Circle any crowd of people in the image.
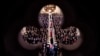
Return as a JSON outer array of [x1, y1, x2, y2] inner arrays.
[[22, 12, 80, 46], [22, 26, 40, 44], [21, 25, 80, 56], [39, 13, 49, 28], [22, 26, 48, 44], [39, 13, 63, 29], [22, 20, 79, 45], [55, 26, 79, 45], [52, 13, 63, 28]]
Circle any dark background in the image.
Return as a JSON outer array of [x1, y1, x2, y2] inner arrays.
[[2, 0, 98, 56]]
